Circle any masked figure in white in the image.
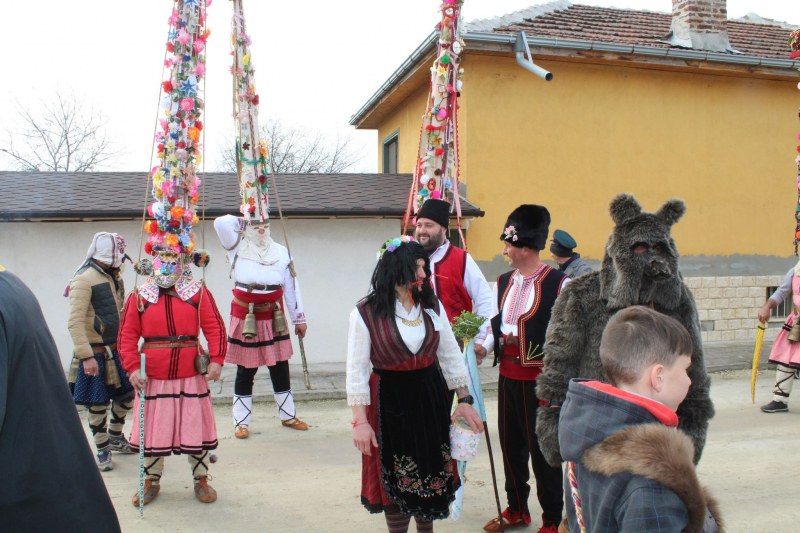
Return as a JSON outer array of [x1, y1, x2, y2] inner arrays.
[[214, 215, 309, 437]]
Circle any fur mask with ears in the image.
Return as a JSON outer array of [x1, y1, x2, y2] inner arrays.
[[600, 194, 686, 310]]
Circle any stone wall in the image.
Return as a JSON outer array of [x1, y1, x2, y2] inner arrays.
[[685, 275, 785, 342]]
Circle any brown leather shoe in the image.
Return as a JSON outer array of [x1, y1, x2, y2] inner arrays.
[[131, 479, 160, 507], [194, 476, 217, 503], [234, 425, 250, 439], [281, 417, 308, 431]]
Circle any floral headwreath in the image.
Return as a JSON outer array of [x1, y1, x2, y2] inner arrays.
[[377, 235, 416, 260]]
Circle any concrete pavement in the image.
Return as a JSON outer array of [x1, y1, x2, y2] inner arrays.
[[94, 364, 799, 532]]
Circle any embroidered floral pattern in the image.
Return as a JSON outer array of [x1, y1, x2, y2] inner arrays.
[[389, 444, 453, 498]]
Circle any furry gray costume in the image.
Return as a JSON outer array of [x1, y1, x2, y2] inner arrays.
[[537, 194, 714, 467]]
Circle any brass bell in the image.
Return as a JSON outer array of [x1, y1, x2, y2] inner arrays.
[[789, 322, 800, 343], [272, 301, 289, 336], [242, 303, 258, 339]]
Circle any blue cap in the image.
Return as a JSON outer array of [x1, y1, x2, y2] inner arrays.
[[552, 229, 577, 250]]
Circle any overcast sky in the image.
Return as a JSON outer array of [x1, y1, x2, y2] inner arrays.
[[0, 0, 797, 173]]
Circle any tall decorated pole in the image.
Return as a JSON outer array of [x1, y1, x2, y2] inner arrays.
[[230, 0, 270, 223], [402, 0, 466, 235], [229, 0, 312, 388], [140, 0, 210, 266], [135, 0, 211, 517], [753, 30, 800, 400]]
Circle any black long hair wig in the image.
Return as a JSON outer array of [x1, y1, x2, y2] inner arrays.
[[363, 240, 437, 318]]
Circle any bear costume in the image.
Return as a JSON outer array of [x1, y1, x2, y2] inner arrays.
[[536, 194, 714, 467]]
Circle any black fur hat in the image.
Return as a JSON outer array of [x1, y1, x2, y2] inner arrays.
[[500, 204, 550, 250], [416, 199, 450, 229]]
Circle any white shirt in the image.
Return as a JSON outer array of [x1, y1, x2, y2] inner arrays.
[[428, 240, 494, 344], [346, 300, 470, 406], [482, 265, 570, 353], [214, 215, 306, 324]]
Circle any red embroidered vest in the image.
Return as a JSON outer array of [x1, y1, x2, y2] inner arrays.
[[432, 244, 472, 322]]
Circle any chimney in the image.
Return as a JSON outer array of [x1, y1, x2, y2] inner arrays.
[[665, 0, 731, 52]]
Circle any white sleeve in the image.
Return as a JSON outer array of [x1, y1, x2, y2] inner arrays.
[[282, 261, 306, 324], [464, 253, 494, 344], [481, 282, 499, 354], [435, 303, 470, 390], [214, 215, 243, 253], [770, 269, 794, 305], [346, 308, 371, 406]]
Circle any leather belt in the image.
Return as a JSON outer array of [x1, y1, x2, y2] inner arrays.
[[232, 296, 275, 312], [235, 282, 281, 292], [91, 343, 117, 354], [143, 335, 198, 342], [141, 340, 199, 350]]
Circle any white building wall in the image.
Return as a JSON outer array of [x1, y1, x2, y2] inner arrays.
[[0, 218, 397, 369]]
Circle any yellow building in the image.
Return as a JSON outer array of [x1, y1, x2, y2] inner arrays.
[[352, 0, 800, 342]]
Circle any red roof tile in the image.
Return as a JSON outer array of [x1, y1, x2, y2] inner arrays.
[[491, 4, 794, 60]]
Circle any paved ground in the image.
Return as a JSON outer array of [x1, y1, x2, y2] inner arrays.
[[93, 365, 799, 532]]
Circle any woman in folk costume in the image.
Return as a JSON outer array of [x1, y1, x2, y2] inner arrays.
[[66, 232, 135, 472], [763, 259, 800, 412], [347, 236, 483, 532], [118, 249, 227, 506], [214, 215, 308, 436]]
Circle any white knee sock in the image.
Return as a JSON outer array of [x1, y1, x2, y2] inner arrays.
[[274, 390, 296, 421], [772, 364, 795, 404], [233, 394, 253, 426]]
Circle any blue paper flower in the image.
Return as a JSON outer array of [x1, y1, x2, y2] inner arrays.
[[180, 76, 198, 96]]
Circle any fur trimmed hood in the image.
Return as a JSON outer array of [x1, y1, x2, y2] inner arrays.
[[600, 194, 686, 310], [583, 425, 723, 533], [560, 380, 722, 533]]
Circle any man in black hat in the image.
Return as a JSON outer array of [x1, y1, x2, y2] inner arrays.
[[482, 205, 568, 533], [549, 229, 592, 279], [413, 198, 493, 359]]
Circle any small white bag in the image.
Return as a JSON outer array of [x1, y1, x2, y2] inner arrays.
[[450, 416, 481, 461]]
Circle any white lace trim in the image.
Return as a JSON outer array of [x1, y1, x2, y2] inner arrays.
[[445, 375, 470, 391], [347, 393, 371, 406]]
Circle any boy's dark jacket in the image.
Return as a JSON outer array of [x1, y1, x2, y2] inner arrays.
[[560, 380, 723, 533], [537, 194, 714, 466]]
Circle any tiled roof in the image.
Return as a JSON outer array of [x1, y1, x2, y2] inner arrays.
[[0, 172, 483, 220], [488, 3, 794, 59]]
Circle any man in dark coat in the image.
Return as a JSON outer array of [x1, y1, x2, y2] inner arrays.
[[0, 266, 121, 532]]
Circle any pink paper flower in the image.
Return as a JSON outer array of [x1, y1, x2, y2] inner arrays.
[[180, 98, 195, 112], [194, 62, 206, 78], [193, 40, 205, 53], [177, 29, 191, 45]]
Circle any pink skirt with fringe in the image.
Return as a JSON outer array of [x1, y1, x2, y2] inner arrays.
[[129, 375, 218, 456], [224, 315, 293, 368], [769, 312, 800, 368]]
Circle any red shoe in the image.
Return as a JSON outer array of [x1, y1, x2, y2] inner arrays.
[[537, 524, 559, 533], [483, 508, 532, 532]]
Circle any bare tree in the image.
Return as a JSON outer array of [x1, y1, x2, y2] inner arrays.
[[0, 92, 116, 172], [218, 120, 362, 173]]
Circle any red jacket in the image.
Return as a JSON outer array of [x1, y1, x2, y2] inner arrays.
[[118, 287, 227, 380]]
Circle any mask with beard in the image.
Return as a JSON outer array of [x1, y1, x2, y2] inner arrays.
[[152, 251, 182, 288], [245, 223, 271, 249]]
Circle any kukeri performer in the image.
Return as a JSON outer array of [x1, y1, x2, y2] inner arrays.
[[66, 232, 135, 472], [215, 214, 309, 437], [118, 249, 227, 506], [347, 236, 482, 532]]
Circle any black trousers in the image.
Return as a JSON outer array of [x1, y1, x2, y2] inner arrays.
[[234, 360, 291, 396], [497, 374, 563, 524]]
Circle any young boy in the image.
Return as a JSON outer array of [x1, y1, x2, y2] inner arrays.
[[558, 306, 722, 533]]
